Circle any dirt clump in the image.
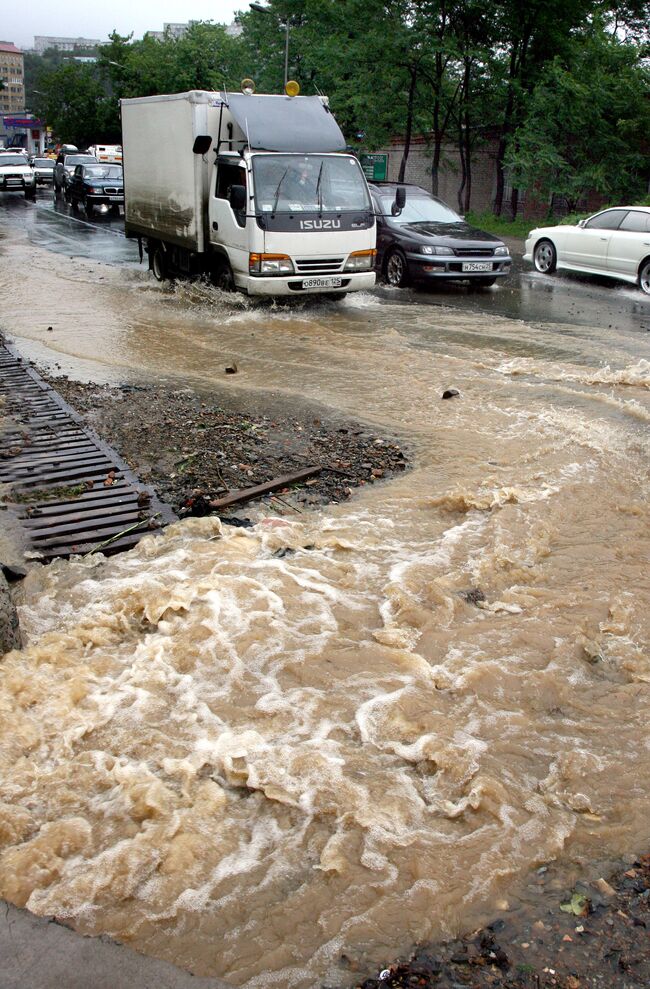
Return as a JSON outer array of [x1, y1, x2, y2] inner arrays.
[[44, 377, 409, 519]]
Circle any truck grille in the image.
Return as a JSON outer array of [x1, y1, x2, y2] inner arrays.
[[103, 187, 123, 196], [295, 258, 344, 274], [453, 247, 494, 257]]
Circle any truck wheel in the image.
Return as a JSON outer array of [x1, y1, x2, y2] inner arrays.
[[151, 245, 167, 282], [212, 261, 235, 292]]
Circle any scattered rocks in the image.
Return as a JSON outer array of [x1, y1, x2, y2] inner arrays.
[[225, 363, 238, 374], [346, 855, 650, 988], [41, 377, 410, 518], [441, 388, 460, 400]]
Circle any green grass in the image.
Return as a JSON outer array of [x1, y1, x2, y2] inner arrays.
[[465, 211, 538, 240], [468, 195, 650, 238]]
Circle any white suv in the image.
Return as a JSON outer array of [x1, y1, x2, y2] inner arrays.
[[0, 152, 37, 201]]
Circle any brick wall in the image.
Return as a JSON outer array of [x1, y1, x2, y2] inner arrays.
[[368, 136, 609, 219], [373, 135, 499, 213]]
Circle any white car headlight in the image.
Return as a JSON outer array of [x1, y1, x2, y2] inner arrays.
[[420, 245, 451, 256], [494, 245, 508, 256]]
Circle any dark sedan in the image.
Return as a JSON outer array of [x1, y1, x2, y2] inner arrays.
[[69, 163, 124, 217], [369, 182, 511, 288]]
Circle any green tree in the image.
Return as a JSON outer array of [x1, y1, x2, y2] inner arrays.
[[506, 25, 650, 210], [31, 62, 113, 146]]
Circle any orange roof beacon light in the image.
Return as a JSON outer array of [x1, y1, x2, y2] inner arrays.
[[241, 78, 256, 95], [285, 80, 300, 98]]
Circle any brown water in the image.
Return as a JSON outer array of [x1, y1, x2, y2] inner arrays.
[[1, 228, 650, 987]]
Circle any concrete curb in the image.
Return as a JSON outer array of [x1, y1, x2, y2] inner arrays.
[[0, 902, 234, 989]]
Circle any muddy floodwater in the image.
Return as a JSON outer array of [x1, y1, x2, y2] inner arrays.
[[0, 214, 649, 987]]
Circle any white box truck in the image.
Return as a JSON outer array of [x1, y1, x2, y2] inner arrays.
[[120, 89, 376, 297]]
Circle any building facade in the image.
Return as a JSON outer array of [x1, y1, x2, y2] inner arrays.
[[33, 36, 102, 53], [0, 42, 25, 116]]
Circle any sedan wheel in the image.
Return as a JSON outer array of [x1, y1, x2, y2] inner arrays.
[[533, 239, 557, 274], [639, 258, 650, 296], [386, 249, 409, 287]]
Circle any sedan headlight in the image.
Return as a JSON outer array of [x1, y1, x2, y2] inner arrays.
[[344, 249, 376, 271], [420, 245, 450, 256], [90, 187, 104, 194], [494, 245, 508, 256], [249, 253, 295, 275]]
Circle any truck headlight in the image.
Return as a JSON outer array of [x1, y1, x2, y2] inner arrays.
[[494, 245, 508, 256], [344, 249, 376, 271], [249, 253, 294, 275]]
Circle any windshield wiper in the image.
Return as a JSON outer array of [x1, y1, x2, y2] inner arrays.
[[272, 167, 289, 214], [315, 161, 324, 215]]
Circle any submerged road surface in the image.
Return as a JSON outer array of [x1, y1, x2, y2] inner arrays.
[[0, 191, 649, 987]]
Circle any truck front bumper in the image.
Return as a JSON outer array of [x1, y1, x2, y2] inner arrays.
[[239, 271, 376, 297]]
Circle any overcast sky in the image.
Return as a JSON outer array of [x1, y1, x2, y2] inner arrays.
[[3, 0, 245, 50]]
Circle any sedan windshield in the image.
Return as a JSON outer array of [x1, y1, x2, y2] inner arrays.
[[34, 158, 54, 168], [84, 165, 122, 179], [0, 155, 28, 166], [66, 155, 96, 166], [380, 194, 462, 224], [253, 154, 371, 213]]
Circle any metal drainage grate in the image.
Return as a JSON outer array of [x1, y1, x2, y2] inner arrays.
[[0, 341, 176, 560]]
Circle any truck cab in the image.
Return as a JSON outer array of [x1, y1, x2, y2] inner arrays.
[[210, 149, 375, 295]]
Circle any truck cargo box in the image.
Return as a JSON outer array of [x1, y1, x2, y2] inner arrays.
[[122, 91, 217, 251]]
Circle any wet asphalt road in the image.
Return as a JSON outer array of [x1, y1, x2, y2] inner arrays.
[[1, 188, 649, 335]]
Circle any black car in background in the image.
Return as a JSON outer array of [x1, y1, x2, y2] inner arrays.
[[69, 163, 124, 217], [53, 152, 98, 200], [369, 182, 511, 288]]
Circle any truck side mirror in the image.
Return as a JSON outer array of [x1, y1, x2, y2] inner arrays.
[[229, 184, 246, 212], [391, 186, 406, 216], [192, 135, 212, 155]]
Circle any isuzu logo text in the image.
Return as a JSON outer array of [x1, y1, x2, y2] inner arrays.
[[299, 219, 342, 230]]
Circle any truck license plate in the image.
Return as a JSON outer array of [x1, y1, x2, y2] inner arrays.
[[302, 277, 342, 289], [462, 262, 492, 272]]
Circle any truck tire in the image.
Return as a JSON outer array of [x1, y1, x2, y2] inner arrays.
[[151, 244, 167, 282], [212, 260, 235, 292]]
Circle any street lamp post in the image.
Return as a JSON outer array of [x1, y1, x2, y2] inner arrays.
[[249, 3, 290, 89]]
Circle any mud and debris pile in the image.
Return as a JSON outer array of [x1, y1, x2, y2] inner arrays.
[[44, 377, 409, 517], [345, 855, 650, 989]]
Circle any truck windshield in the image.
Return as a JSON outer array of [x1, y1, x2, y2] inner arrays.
[[253, 154, 371, 214]]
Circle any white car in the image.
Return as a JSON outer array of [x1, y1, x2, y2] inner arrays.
[[524, 206, 650, 296], [0, 152, 37, 200]]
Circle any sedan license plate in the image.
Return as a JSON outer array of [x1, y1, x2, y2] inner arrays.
[[302, 277, 342, 289], [462, 262, 493, 272], [109, 196, 123, 202]]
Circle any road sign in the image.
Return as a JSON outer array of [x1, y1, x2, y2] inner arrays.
[[360, 153, 388, 181]]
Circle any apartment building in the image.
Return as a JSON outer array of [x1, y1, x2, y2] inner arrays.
[[33, 36, 102, 53], [0, 42, 25, 115]]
